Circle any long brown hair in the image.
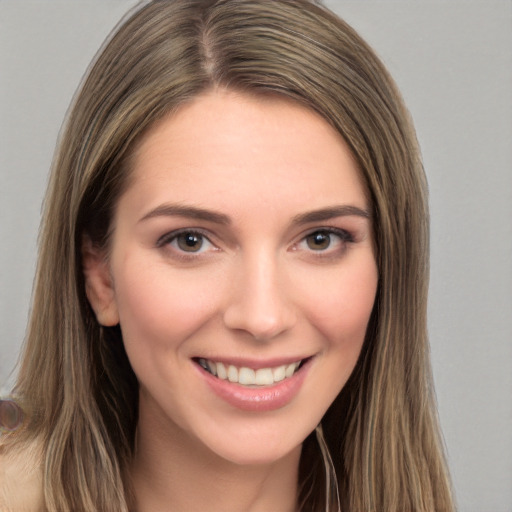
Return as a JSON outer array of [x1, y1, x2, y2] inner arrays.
[[10, 1, 454, 510]]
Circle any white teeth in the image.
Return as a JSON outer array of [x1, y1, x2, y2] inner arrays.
[[238, 367, 256, 385], [255, 368, 274, 386], [198, 358, 303, 386], [206, 360, 217, 376], [285, 363, 297, 378], [227, 365, 238, 383], [272, 365, 286, 382], [216, 362, 227, 380]]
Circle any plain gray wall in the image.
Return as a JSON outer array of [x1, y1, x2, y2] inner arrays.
[[1, 1, 511, 510]]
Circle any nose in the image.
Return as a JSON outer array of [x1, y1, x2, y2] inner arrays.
[[222, 250, 297, 341]]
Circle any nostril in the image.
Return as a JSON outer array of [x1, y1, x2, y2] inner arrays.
[[223, 296, 297, 341], [222, 261, 297, 340]]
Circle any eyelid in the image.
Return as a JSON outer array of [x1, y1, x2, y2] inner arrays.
[[157, 228, 207, 246], [292, 227, 355, 255], [156, 226, 356, 260], [301, 226, 354, 243], [156, 228, 218, 256]]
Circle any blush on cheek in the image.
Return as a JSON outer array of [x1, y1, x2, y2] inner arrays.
[[115, 267, 223, 349], [299, 266, 377, 346]]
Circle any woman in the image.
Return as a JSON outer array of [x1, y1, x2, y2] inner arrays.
[[0, 0, 455, 510]]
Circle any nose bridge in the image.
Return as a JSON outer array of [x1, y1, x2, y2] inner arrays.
[[223, 245, 296, 340]]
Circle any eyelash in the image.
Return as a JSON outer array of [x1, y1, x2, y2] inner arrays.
[[156, 229, 217, 260], [156, 227, 355, 261], [294, 228, 355, 258]]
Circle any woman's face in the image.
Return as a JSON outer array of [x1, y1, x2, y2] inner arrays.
[[85, 89, 378, 465]]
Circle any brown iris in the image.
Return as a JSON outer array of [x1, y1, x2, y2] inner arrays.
[[306, 231, 332, 250], [176, 232, 204, 252]]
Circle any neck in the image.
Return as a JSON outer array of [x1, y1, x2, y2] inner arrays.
[[130, 398, 301, 512]]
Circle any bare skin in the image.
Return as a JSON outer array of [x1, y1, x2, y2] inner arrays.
[[131, 393, 301, 512], [83, 89, 377, 511]]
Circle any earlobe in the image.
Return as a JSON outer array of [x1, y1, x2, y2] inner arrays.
[[81, 235, 120, 327]]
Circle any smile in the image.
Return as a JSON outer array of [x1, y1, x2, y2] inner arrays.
[[196, 358, 303, 387], [194, 356, 313, 412]]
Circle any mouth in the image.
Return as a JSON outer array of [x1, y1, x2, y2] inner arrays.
[[194, 357, 308, 387]]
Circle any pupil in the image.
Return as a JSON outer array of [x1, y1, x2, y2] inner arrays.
[[308, 231, 330, 250], [178, 233, 202, 252]]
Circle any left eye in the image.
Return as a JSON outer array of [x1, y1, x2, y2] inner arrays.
[[165, 231, 215, 253], [299, 229, 351, 252], [305, 231, 333, 250]]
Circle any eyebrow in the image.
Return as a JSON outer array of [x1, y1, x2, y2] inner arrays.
[[139, 204, 231, 225], [292, 205, 371, 224], [139, 203, 370, 226]]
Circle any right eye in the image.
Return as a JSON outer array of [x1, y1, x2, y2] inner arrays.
[[158, 230, 217, 255], [174, 232, 208, 252]]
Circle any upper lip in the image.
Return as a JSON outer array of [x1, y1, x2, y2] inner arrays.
[[192, 355, 312, 370]]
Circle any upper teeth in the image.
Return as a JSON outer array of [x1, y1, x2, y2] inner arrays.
[[198, 358, 301, 386]]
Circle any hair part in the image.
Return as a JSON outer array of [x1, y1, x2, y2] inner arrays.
[[11, 1, 454, 510]]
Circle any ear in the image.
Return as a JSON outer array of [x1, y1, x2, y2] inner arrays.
[[81, 235, 120, 327]]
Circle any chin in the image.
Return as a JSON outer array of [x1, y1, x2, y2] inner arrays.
[[207, 436, 304, 468], [187, 413, 314, 468]]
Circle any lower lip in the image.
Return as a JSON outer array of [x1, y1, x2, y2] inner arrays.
[[196, 359, 312, 412]]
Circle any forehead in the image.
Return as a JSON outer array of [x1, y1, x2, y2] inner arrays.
[[120, 89, 368, 220]]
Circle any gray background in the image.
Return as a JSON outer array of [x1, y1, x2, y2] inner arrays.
[[1, 1, 511, 510]]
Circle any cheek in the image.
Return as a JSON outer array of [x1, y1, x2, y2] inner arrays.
[[304, 257, 377, 410], [300, 256, 378, 347], [112, 260, 222, 350]]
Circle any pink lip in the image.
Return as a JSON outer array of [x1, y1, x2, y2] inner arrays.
[[195, 357, 312, 412]]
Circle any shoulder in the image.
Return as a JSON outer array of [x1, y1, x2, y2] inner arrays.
[[0, 434, 44, 512]]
